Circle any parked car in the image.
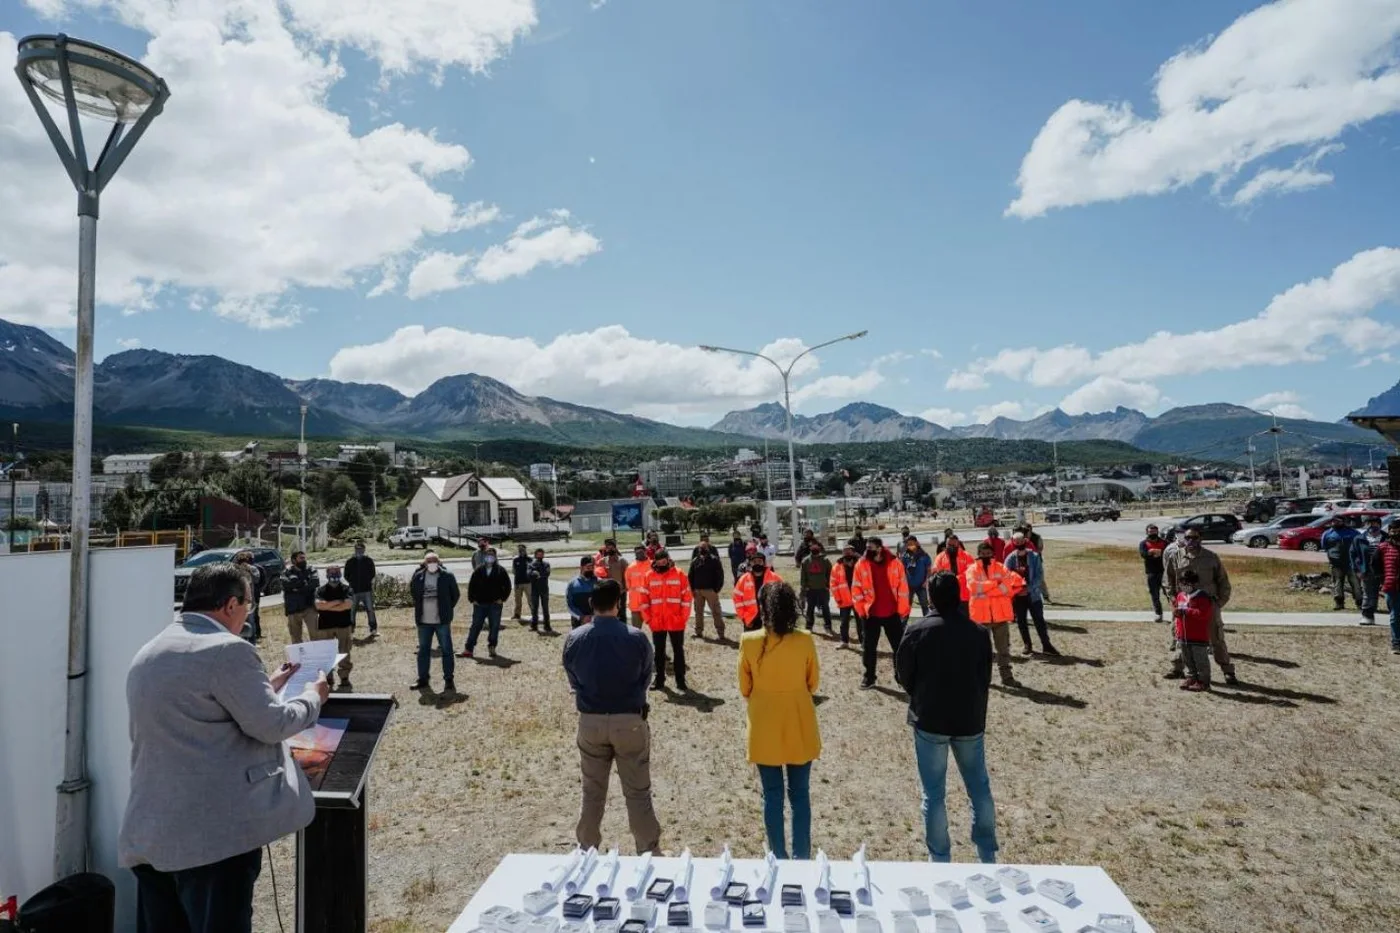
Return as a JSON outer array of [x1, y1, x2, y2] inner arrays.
[[1230, 512, 1317, 548], [1240, 495, 1283, 523], [1350, 499, 1400, 511], [1085, 505, 1121, 521], [1311, 499, 1360, 515], [173, 546, 285, 603], [1277, 510, 1392, 551], [1274, 497, 1325, 515], [1044, 507, 1086, 524], [1169, 513, 1244, 543], [388, 526, 429, 549]]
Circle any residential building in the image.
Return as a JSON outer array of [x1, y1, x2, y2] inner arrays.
[[637, 457, 695, 497], [0, 479, 125, 528], [529, 463, 557, 482], [405, 474, 538, 535], [101, 453, 160, 476], [570, 497, 658, 535]]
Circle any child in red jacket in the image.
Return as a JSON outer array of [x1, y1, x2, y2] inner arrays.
[[1173, 568, 1213, 691]]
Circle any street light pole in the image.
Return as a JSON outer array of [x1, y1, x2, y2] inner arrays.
[[299, 404, 308, 550], [16, 33, 168, 878], [700, 331, 868, 552], [8, 423, 17, 552]]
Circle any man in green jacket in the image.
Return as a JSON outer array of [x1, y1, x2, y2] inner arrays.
[[1163, 529, 1238, 685], [800, 542, 834, 633]]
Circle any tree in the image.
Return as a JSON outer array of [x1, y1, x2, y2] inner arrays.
[[199, 454, 230, 480], [224, 460, 278, 516], [101, 488, 147, 531], [149, 452, 185, 486], [4, 515, 37, 532], [328, 498, 366, 536]]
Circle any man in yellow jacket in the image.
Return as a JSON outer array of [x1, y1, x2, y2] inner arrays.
[[851, 536, 911, 690], [966, 540, 1024, 686], [734, 551, 782, 630]]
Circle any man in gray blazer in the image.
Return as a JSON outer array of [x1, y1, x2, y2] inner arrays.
[[119, 562, 331, 933]]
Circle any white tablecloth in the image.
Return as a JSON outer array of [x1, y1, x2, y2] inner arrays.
[[448, 854, 1155, 933]]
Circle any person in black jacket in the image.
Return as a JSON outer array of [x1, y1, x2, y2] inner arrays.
[[895, 571, 998, 864], [461, 547, 512, 659], [232, 550, 263, 642], [688, 539, 727, 640], [511, 544, 532, 622], [528, 548, 553, 633], [410, 552, 460, 691], [728, 531, 748, 585], [343, 540, 378, 635], [279, 551, 321, 644]]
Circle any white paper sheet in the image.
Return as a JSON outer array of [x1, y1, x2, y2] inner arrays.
[[543, 847, 584, 893], [277, 641, 345, 701], [757, 852, 779, 902], [596, 848, 620, 896], [853, 844, 871, 904], [566, 848, 599, 894], [709, 845, 734, 899]]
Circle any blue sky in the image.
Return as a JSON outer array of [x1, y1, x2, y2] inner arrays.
[[2, 0, 1399, 426]]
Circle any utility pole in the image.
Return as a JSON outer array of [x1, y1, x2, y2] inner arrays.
[[8, 423, 16, 552], [1052, 441, 1061, 505], [298, 404, 308, 550], [1247, 441, 1256, 492], [1270, 412, 1285, 495]]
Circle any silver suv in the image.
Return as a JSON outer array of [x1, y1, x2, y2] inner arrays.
[[388, 526, 429, 549]]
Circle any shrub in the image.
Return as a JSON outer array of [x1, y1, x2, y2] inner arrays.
[[372, 572, 415, 608]]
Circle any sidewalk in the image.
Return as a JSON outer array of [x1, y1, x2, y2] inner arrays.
[[544, 579, 1364, 629]]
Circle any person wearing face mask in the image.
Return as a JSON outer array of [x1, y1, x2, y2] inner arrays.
[[512, 544, 533, 622], [982, 526, 1007, 563], [528, 548, 554, 633], [410, 552, 460, 692], [932, 535, 973, 604], [830, 542, 862, 646], [279, 550, 321, 644], [799, 541, 834, 634], [691, 531, 715, 561], [640, 549, 694, 691], [343, 539, 378, 636], [1377, 523, 1400, 654], [1163, 530, 1237, 685], [1351, 515, 1386, 626], [1139, 524, 1168, 622], [232, 550, 263, 642], [688, 538, 727, 640], [472, 538, 492, 570], [567, 556, 600, 629], [1321, 517, 1363, 612], [734, 553, 783, 631], [462, 547, 512, 659], [851, 537, 911, 689], [965, 541, 1024, 686], [595, 538, 631, 611], [625, 545, 651, 628], [795, 528, 818, 568], [313, 564, 355, 690], [728, 531, 749, 585], [901, 536, 933, 617], [1003, 534, 1058, 657]]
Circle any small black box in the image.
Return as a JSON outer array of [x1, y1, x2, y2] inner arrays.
[[593, 898, 620, 921], [723, 882, 749, 905], [647, 878, 675, 902], [563, 895, 594, 919], [781, 885, 803, 907], [667, 903, 692, 927], [829, 891, 854, 917], [741, 900, 765, 927]]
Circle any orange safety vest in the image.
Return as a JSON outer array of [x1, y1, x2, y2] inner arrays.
[[641, 566, 692, 632], [965, 559, 1023, 624], [851, 553, 911, 618], [933, 550, 974, 601], [830, 561, 856, 609], [733, 569, 782, 626], [624, 559, 651, 611]]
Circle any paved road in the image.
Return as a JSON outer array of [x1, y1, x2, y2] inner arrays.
[[1029, 515, 1328, 565]]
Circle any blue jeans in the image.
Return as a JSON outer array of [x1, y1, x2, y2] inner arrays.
[[913, 728, 998, 863], [757, 762, 812, 859], [351, 590, 377, 631], [1390, 592, 1400, 648], [467, 602, 503, 651], [417, 621, 455, 682]]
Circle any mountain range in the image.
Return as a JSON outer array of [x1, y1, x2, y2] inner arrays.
[[0, 316, 1390, 460]]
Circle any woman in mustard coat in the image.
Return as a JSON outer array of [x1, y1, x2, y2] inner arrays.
[[738, 582, 821, 859]]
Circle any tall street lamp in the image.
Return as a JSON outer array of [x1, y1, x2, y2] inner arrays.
[[16, 33, 169, 878], [701, 331, 868, 550]]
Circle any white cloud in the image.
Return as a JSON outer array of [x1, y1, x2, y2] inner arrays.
[[945, 370, 989, 391], [2, 1, 592, 329], [403, 213, 602, 297], [946, 246, 1400, 391], [1007, 0, 1400, 217], [916, 406, 968, 426], [115, 337, 141, 349], [329, 325, 874, 423], [1060, 377, 1162, 415], [1248, 390, 1316, 420], [973, 401, 1027, 423], [1231, 144, 1345, 205], [871, 351, 912, 367], [919, 348, 944, 360]]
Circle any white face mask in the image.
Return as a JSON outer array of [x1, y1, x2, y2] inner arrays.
[[485, 555, 496, 565], [426, 563, 440, 573]]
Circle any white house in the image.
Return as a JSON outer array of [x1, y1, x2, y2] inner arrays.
[[101, 453, 160, 476], [405, 474, 538, 534]]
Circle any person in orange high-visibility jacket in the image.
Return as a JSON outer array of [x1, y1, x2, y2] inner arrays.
[[640, 549, 693, 691], [932, 536, 974, 602], [966, 540, 1024, 686], [850, 537, 911, 689], [829, 543, 862, 646], [624, 545, 651, 628], [734, 552, 783, 631]]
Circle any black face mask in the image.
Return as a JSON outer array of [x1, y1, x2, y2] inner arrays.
[[752, 567, 766, 577], [654, 562, 671, 572]]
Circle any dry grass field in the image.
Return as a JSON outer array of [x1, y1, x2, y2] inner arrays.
[[248, 598, 1400, 933]]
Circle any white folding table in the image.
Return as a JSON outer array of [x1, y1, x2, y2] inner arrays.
[[448, 853, 1156, 933]]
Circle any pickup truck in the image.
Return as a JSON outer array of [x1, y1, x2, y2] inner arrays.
[[388, 526, 429, 549]]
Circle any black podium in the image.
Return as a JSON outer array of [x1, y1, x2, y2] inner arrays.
[[295, 694, 395, 933]]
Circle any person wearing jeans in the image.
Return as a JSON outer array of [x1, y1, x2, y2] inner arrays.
[[896, 571, 998, 863], [463, 548, 512, 659], [1003, 535, 1059, 656], [410, 553, 460, 692], [739, 582, 820, 860], [343, 541, 378, 634], [851, 538, 911, 689], [1139, 525, 1167, 622], [1379, 524, 1400, 653]]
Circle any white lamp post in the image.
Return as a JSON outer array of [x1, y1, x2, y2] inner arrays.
[[701, 331, 868, 551], [16, 33, 169, 878]]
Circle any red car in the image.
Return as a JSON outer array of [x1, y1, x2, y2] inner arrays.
[[1277, 510, 1392, 551]]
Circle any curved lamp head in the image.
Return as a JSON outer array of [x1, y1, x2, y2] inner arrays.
[[17, 34, 163, 125]]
